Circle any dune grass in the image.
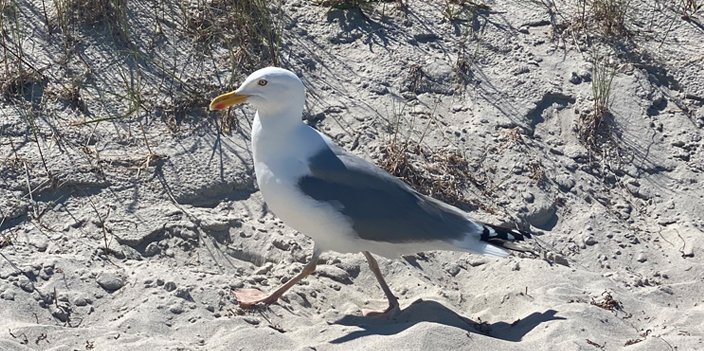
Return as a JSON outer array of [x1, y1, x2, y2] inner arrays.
[[577, 54, 617, 148]]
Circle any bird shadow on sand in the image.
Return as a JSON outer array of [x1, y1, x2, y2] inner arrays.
[[329, 299, 564, 344]]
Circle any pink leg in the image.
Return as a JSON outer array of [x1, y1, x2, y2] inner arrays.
[[234, 246, 321, 307], [361, 251, 400, 319]]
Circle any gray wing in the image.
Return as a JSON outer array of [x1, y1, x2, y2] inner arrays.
[[297, 143, 475, 243]]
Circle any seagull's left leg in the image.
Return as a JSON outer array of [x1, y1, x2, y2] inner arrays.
[[361, 251, 400, 319], [234, 245, 321, 307]]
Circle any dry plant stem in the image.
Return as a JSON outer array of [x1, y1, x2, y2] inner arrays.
[[100, 208, 111, 255], [31, 127, 51, 179], [0, 1, 7, 75], [9, 137, 21, 165], [40, 0, 51, 34], [88, 200, 111, 255], [673, 228, 689, 257], [658, 16, 677, 49], [138, 118, 153, 155], [33, 199, 56, 225], [0, 41, 46, 80], [23, 163, 35, 217]]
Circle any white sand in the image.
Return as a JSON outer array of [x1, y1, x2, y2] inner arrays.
[[1, 0, 703, 350]]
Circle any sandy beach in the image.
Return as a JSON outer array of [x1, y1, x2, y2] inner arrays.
[[1, 0, 703, 349]]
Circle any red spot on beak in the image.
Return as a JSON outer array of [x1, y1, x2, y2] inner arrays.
[[215, 103, 225, 110]]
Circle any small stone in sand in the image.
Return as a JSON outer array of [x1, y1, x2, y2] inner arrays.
[[164, 281, 177, 292], [169, 303, 184, 314], [144, 242, 161, 257], [51, 305, 69, 322], [74, 296, 89, 306], [0, 290, 15, 301], [18, 276, 34, 292], [97, 273, 124, 291]]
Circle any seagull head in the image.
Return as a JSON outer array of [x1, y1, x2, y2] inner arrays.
[[209, 67, 306, 119]]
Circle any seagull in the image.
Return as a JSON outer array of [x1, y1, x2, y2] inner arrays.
[[210, 67, 532, 318]]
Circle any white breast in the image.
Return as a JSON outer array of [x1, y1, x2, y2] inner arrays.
[[251, 117, 360, 253]]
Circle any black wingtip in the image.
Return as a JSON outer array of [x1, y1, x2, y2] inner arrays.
[[480, 223, 533, 253]]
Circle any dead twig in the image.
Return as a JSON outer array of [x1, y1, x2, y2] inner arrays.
[[673, 228, 691, 257], [586, 339, 605, 349]]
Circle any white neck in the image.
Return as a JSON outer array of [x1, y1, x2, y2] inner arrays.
[[251, 110, 326, 169], [257, 108, 304, 132], [252, 112, 302, 164]]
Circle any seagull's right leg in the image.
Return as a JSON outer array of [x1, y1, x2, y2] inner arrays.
[[234, 244, 321, 307], [361, 251, 400, 319]]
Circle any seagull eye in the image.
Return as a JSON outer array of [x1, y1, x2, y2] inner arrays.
[[258, 79, 268, 86]]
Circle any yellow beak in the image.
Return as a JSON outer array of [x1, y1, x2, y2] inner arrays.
[[209, 91, 252, 111]]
